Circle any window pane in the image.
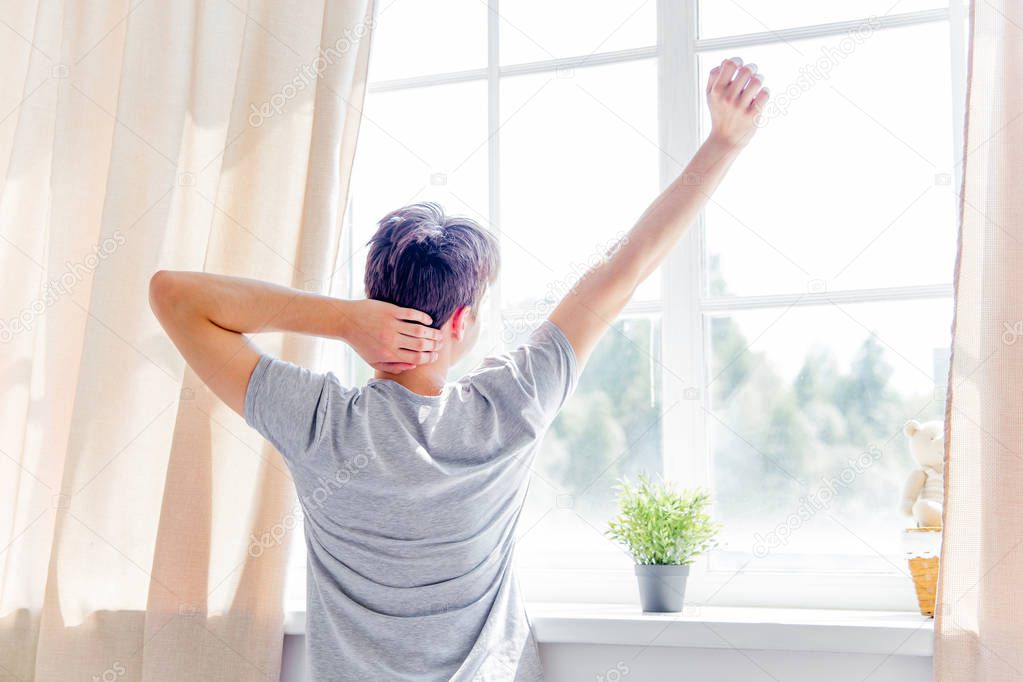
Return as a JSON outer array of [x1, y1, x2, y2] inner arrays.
[[499, 0, 655, 65], [369, 0, 487, 81], [514, 316, 663, 571], [700, 22, 957, 297], [346, 81, 489, 292], [707, 298, 951, 572], [698, 1, 948, 39], [500, 60, 660, 310]]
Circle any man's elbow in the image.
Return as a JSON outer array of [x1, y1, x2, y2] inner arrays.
[[149, 270, 189, 319]]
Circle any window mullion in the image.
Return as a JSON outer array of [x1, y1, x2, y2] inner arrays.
[[699, 283, 955, 312], [693, 7, 949, 52], [657, 0, 706, 493], [487, 0, 504, 328]]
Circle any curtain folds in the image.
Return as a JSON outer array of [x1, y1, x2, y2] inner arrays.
[[936, 0, 1023, 680], [0, 1, 374, 679]]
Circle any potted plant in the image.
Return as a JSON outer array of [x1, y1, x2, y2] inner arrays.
[[607, 474, 722, 613]]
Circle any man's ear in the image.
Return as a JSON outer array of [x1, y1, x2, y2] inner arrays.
[[450, 306, 471, 341]]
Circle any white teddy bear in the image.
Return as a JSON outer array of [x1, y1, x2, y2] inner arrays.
[[900, 419, 944, 528]]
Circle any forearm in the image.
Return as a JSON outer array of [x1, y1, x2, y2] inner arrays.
[[150, 271, 349, 339], [597, 134, 741, 305], [550, 135, 742, 363]]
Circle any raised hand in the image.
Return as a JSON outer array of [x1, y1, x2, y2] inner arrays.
[[706, 57, 770, 148]]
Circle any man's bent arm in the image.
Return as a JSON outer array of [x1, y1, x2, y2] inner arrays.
[[550, 58, 769, 366], [149, 271, 441, 416]]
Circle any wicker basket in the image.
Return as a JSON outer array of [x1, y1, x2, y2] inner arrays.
[[904, 526, 941, 617]]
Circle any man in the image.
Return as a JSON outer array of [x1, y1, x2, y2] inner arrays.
[[150, 58, 767, 681]]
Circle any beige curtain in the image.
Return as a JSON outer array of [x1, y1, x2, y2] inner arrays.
[[936, 0, 1023, 679], [0, 1, 373, 679]]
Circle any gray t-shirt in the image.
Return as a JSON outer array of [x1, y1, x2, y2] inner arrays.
[[244, 320, 577, 681]]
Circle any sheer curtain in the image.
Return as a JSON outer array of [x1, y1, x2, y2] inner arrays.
[[936, 0, 1023, 679], [0, 1, 373, 679]]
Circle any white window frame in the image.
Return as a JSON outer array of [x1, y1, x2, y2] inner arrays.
[[337, 0, 968, 611]]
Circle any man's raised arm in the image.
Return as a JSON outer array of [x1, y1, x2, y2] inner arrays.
[[550, 58, 769, 366], [149, 271, 441, 415]]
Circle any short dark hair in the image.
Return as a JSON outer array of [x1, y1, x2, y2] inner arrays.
[[364, 202, 499, 329]]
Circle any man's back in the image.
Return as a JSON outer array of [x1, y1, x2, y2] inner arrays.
[[244, 321, 577, 681]]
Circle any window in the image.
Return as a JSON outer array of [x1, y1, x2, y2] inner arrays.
[[289, 0, 967, 611]]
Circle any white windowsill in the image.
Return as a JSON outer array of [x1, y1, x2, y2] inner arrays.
[[283, 603, 934, 657]]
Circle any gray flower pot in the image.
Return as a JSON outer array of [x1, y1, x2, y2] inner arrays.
[[634, 564, 690, 613]]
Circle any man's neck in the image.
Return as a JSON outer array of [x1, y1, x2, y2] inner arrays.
[[374, 365, 449, 396]]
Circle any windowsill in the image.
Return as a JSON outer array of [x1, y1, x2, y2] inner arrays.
[[283, 603, 934, 657]]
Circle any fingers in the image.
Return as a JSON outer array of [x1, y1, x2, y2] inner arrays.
[[397, 320, 443, 341], [710, 56, 767, 110], [398, 307, 433, 326], [750, 87, 771, 113], [391, 319, 444, 366], [727, 63, 757, 99], [739, 72, 764, 110], [396, 332, 441, 352], [713, 57, 741, 93], [706, 66, 721, 95], [395, 348, 439, 365], [372, 362, 416, 374]]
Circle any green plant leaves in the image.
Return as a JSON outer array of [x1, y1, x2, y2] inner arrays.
[[606, 473, 722, 565]]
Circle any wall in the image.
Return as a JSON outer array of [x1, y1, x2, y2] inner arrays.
[[280, 635, 932, 681]]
